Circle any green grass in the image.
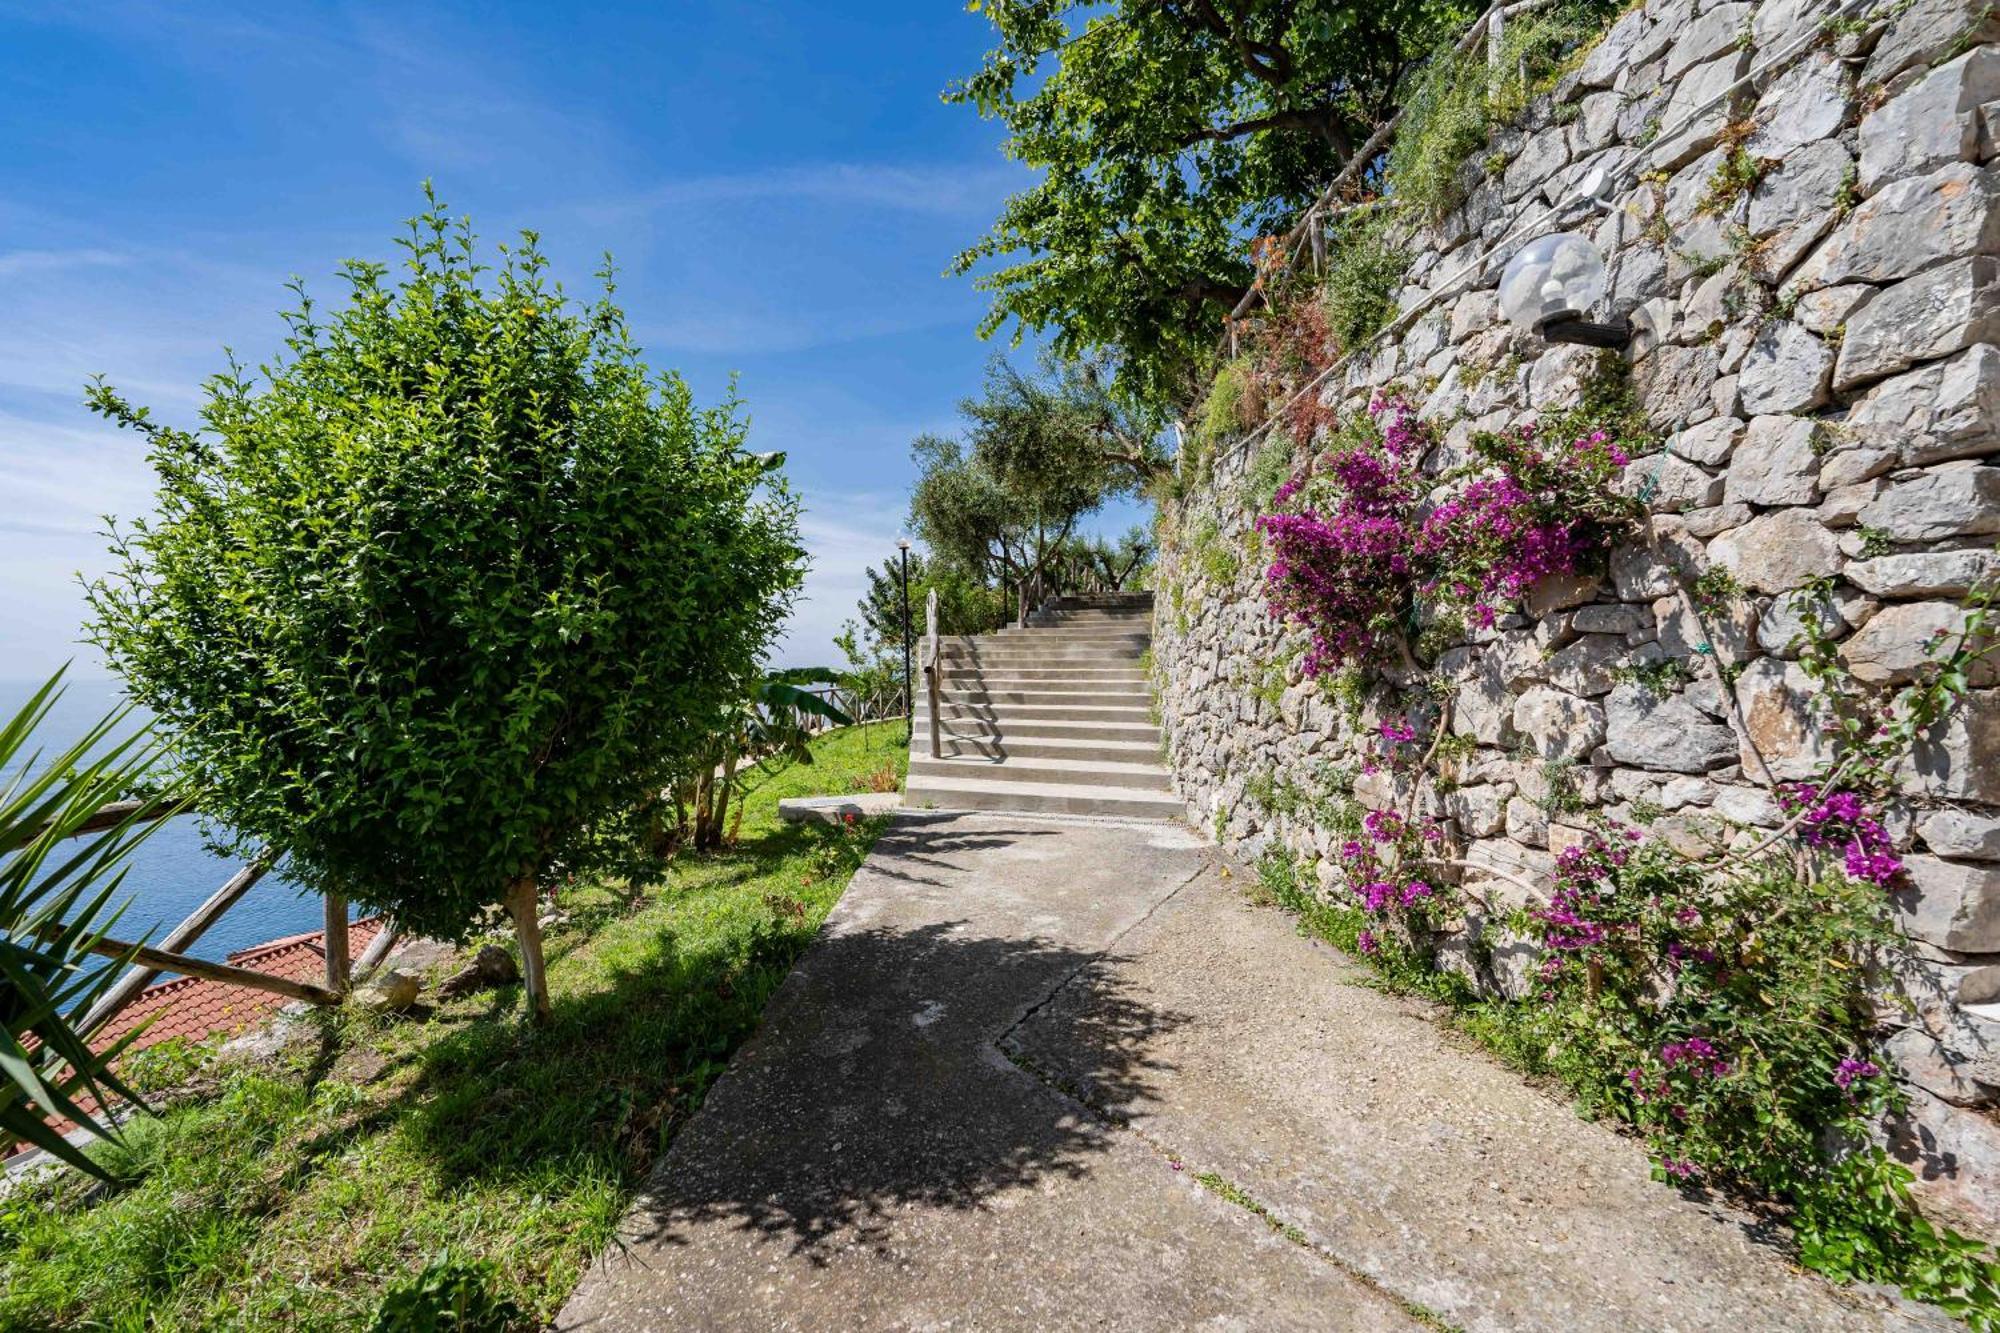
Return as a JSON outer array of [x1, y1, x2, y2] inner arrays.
[[0, 724, 910, 1331]]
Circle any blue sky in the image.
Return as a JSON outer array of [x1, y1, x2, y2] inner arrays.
[[0, 0, 1143, 680]]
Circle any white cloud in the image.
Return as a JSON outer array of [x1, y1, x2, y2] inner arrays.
[[588, 160, 1023, 225], [0, 248, 130, 279], [771, 491, 912, 670]]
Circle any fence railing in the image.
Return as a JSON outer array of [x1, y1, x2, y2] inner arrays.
[[922, 587, 943, 760], [35, 802, 395, 1037]]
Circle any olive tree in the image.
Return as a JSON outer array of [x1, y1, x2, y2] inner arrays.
[[85, 197, 804, 1024]]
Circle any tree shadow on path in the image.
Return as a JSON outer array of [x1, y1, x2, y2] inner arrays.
[[606, 917, 1190, 1265]]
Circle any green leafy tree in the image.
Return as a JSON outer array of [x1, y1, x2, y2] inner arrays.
[[948, 0, 1473, 408], [908, 358, 1136, 617], [1, 671, 180, 1177], [85, 196, 805, 1024]]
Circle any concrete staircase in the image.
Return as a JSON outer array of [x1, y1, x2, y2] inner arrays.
[[905, 592, 1181, 820]]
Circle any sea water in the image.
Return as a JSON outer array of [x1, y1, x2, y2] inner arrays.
[[4, 677, 332, 968]]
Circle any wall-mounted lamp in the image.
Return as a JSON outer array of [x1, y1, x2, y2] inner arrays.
[[1497, 230, 1631, 348]]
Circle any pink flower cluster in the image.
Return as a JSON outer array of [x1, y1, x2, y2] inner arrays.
[[1335, 805, 1447, 940], [1258, 403, 1637, 672], [1776, 783, 1904, 886]]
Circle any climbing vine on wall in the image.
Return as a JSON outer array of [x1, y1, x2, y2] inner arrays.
[[1255, 392, 1645, 675], [1256, 577, 2000, 1325]]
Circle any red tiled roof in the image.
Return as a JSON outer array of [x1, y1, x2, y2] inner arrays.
[[6, 918, 385, 1161], [93, 917, 384, 1052]]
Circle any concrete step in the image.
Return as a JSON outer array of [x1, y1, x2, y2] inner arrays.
[[940, 647, 1146, 665], [921, 702, 1154, 723], [911, 733, 1162, 762], [1023, 610, 1153, 622], [1040, 593, 1153, 608], [902, 773, 1183, 820], [982, 629, 1152, 642], [917, 716, 1161, 745], [909, 754, 1172, 791], [939, 687, 1150, 707], [939, 670, 1148, 686]]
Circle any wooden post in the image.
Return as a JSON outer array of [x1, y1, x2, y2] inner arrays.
[[78, 852, 275, 1037], [73, 932, 341, 1007], [323, 893, 350, 993]]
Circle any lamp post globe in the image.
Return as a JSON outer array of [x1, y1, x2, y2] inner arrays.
[[1497, 232, 1627, 348]]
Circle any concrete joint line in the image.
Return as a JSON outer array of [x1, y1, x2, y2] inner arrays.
[[989, 859, 1461, 1333]]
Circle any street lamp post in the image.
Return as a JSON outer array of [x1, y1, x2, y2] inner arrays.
[[896, 539, 913, 743]]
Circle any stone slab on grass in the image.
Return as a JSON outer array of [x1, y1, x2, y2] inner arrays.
[[774, 791, 902, 825]]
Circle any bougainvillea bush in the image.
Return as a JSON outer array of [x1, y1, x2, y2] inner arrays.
[[1255, 393, 1643, 675]]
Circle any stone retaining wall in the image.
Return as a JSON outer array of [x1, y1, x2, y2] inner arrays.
[[1154, 0, 2000, 1231]]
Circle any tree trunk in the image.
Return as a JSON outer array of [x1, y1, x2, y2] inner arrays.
[[504, 873, 553, 1026]]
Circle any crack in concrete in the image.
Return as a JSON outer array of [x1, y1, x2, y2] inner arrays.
[[990, 856, 1463, 1333]]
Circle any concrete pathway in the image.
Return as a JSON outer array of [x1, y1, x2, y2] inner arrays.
[[559, 813, 1945, 1332]]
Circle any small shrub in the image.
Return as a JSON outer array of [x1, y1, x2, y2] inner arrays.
[[372, 1252, 523, 1332], [1322, 216, 1409, 354]]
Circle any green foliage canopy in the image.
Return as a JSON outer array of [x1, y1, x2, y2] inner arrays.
[[948, 0, 1474, 409], [85, 199, 805, 944], [906, 358, 1128, 598]]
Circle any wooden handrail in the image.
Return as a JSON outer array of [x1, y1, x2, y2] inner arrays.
[[76, 851, 276, 1037], [922, 587, 943, 760], [74, 929, 341, 1008]]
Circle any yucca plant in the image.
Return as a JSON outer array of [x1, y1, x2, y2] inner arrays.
[[1, 669, 181, 1178]]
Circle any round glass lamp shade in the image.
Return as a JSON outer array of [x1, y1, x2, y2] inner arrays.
[[1497, 232, 1608, 332]]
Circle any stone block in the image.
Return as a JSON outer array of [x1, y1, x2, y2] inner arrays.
[[1448, 784, 1509, 838], [1903, 688, 2000, 804], [1920, 808, 2000, 861], [1506, 796, 1551, 848], [1838, 257, 2000, 390], [1840, 600, 1998, 687], [1863, 0, 2000, 88], [1883, 1086, 2000, 1237], [1513, 685, 1609, 763], [1749, 140, 1853, 280], [1884, 1027, 1995, 1108], [1846, 549, 2000, 598], [1620, 453, 1723, 512], [1794, 283, 1876, 334], [1523, 573, 1601, 615], [1853, 463, 2000, 541], [1724, 414, 1822, 505], [1735, 656, 1836, 781], [1668, 416, 1742, 466], [1654, 49, 1753, 168], [1845, 344, 2000, 466], [1859, 47, 2000, 196], [1665, 2, 1751, 80], [1604, 682, 1738, 772], [1737, 323, 1834, 417], [1634, 341, 1723, 430], [1683, 502, 1752, 538], [1705, 508, 1841, 594], [1798, 164, 2000, 290], [1895, 855, 2000, 951]]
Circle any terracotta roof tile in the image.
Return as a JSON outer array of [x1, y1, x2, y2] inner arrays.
[[6, 918, 386, 1160]]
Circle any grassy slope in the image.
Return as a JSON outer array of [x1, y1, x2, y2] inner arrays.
[[0, 723, 910, 1331]]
